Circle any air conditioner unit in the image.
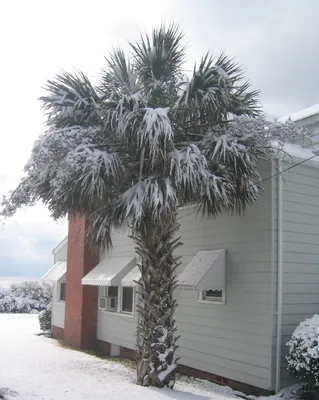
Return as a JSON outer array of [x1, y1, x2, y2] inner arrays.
[[99, 297, 107, 309], [106, 297, 118, 311]]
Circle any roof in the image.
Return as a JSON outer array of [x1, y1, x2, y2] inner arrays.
[[122, 266, 141, 287], [178, 249, 226, 290], [279, 104, 319, 123], [273, 142, 319, 168], [41, 261, 67, 282], [52, 236, 68, 255], [82, 257, 136, 286]]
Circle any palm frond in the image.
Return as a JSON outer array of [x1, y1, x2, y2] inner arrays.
[[113, 104, 175, 168], [176, 52, 259, 126], [111, 177, 178, 233], [231, 177, 259, 215], [50, 147, 124, 216], [100, 48, 140, 100], [86, 205, 114, 250], [40, 70, 102, 128], [130, 24, 186, 105], [198, 172, 233, 216], [169, 144, 207, 203]]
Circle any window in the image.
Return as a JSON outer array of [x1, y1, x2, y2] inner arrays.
[[199, 289, 225, 304], [99, 286, 134, 315], [122, 287, 133, 313], [106, 286, 118, 312], [59, 282, 66, 302]]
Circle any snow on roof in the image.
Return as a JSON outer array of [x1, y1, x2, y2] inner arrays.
[[82, 257, 136, 286], [41, 261, 66, 282], [52, 236, 68, 255], [178, 249, 226, 290], [273, 142, 319, 168], [279, 104, 319, 123]]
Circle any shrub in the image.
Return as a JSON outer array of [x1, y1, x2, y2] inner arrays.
[[0, 281, 52, 313], [0, 287, 14, 313], [39, 308, 52, 332], [286, 314, 319, 392]]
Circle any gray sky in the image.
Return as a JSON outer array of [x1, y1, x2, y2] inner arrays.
[[0, 0, 318, 277]]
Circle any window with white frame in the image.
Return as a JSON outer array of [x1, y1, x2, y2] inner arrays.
[[199, 288, 225, 304], [100, 286, 118, 312], [59, 282, 66, 302], [122, 287, 133, 313], [99, 286, 134, 315]]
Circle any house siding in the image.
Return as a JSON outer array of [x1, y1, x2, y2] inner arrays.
[[174, 165, 274, 390], [94, 167, 275, 389], [52, 239, 67, 329], [53, 241, 68, 263], [279, 163, 319, 388], [51, 280, 65, 329], [96, 232, 137, 350]]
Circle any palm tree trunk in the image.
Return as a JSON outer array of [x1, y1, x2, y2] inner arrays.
[[134, 212, 182, 388]]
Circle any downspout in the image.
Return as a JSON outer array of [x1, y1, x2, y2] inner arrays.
[[275, 159, 283, 393]]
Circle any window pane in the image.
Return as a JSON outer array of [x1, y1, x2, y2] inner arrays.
[[108, 286, 118, 297], [99, 297, 107, 309], [202, 289, 223, 302], [205, 289, 222, 298], [122, 287, 133, 312], [60, 283, 66, 302]]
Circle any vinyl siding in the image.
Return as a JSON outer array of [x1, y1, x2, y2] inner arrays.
[[52, 240, 67, 328], [174, 165, 274, 390], [96, 232, 137, 350], [51, 280, 65, 328], [53, 241, 68, 263], [279, 163, 319, 388]]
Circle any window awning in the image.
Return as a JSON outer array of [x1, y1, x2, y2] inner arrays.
[[41, 261, 67, 282], [82, 257, 136, 286], [177, 249, 226, 290], [122, 266, 141, 287]]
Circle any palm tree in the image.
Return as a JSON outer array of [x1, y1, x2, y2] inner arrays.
[[0, 25, 304, 388]]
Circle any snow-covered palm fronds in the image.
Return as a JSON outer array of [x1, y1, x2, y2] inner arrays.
[[50, 147, 124, 217], [40, 70, 102, 128], [112, 177, 177, 232], [100, 49, 140, 100], [169, 144, 212, 204], [176, 53, 259, 126], [130, 24, 186, 105]]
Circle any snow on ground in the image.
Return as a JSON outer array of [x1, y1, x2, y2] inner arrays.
[[0, 314, 252, 400]]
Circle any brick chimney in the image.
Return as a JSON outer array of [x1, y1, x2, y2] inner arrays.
[[64, 214, 99, 350]]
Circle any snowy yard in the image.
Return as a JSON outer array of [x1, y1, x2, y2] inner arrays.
[[0, 314, 293, 400]]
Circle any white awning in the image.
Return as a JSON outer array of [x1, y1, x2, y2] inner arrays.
[[82, 257, 136, 286], [122, 266, 141, 287], [41, 261, 67, 282], [177, 249, 226, 290]]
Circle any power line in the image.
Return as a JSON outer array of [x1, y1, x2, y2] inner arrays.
[[177, 152, 319, 221], [258, 153, 319, 184]]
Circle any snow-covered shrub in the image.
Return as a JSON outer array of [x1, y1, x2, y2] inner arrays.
[[39, 308, 52, 332], [0, 281, 52, 313], [286, 314, 319, 391], [0, 287, 14, 313]]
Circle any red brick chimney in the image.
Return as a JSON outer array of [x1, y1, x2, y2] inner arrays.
[[64, 214, 99, 350]]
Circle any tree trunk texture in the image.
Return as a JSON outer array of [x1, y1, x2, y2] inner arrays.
[[134, 213, 182, 388]]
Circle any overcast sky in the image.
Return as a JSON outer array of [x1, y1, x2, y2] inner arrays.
[[0, 0, 318, 278]]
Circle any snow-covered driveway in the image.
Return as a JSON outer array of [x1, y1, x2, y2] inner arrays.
[[0, 314, 244, 400]]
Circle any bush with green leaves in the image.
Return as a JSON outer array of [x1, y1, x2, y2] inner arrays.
[[286, 314, 319, 392], [38, 308, 52, 332]]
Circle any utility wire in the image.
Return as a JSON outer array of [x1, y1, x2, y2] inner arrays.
[[177, 152, 319, 221], [258, 152, 319, 184]]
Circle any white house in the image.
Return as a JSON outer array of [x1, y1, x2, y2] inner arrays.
[[42, 104, 319, 394]]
